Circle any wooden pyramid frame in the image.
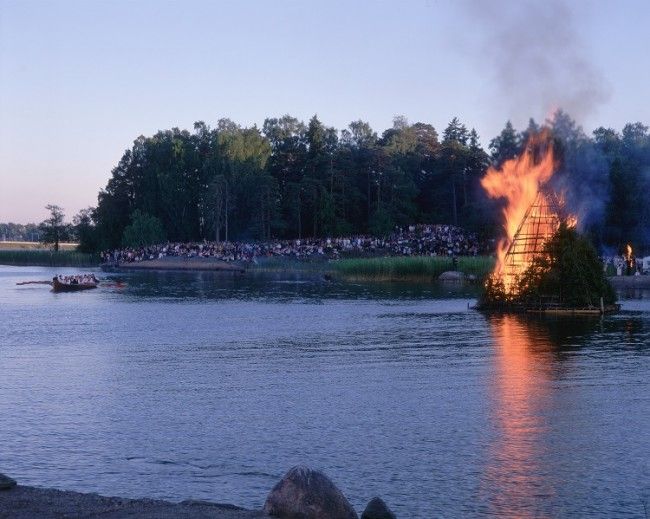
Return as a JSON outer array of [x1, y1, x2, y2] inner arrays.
[[500, 191, 565, 293]]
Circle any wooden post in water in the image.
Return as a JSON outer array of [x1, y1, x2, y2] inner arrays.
[[600, 296, 605, 314]]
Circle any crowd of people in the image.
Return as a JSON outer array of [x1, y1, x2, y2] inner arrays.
[[102, 224, 486, 265], [603, 254, 649, 276], [54, 274, 98, 286]]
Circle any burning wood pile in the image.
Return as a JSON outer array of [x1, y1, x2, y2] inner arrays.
[[478, 130, 617, 313], [623, 243, 636, 274]]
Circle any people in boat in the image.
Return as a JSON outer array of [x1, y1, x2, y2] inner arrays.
[[54, 274, 98, 286]]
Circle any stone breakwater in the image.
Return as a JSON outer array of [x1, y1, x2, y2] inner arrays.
[[0, 467, 397, 519]]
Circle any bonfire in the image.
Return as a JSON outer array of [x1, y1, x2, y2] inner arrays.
[[478, 130, 617, 313], [624, 243, 635, 274]]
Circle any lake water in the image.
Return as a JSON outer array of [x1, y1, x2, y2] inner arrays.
[[1, 265, 649, 517]]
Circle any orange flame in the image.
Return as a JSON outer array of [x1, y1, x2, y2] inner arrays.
[[624, 244, 634, 269], [481, 315, 555, 515], [481, 130, 559, 294]]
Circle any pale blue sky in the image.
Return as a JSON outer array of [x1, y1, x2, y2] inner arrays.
[[1, 0, 649, 223]]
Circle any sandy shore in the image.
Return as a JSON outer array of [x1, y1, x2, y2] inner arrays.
[[0, 485, 266, 518], [102, 257, 246, 273]]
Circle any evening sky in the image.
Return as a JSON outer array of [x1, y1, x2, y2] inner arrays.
[[1, 0, 648, 222]]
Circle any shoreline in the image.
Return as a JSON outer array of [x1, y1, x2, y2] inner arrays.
[[101, 257, 246, 272], [0, 484, 265, 518], [608, 275, 650, 289]]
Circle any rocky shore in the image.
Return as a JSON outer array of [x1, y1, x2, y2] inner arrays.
[[0, 484, 264, 519], [0, 467, 397, 519]]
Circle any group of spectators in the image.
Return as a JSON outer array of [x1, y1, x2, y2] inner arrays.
[[102, 224, 486, 265], [54, 274, 98, 286], [603, 254, 648, 276]]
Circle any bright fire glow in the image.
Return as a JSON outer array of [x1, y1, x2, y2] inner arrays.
[[624, 244, 634, 268], [482, 315, 554, 516], [481, 130, 570, 295]]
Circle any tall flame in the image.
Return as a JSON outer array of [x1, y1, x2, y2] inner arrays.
[[624, 244, 634, 269], [481, 130, 557, 294]]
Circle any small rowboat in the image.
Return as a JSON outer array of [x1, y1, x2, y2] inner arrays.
[[51, 278, 98, 293]]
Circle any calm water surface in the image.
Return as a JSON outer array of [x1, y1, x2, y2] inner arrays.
[[1, 265, 649, 517]]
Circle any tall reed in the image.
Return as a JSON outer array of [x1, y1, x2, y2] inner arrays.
[[331, 255, 494, 282], [247, 256, 330, 272], [0, 250, 100, 267]]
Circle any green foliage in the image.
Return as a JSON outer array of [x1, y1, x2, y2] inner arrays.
[[489, 120, 520, 166], [368, 208, 394, 237], [90, 112, 650, 253], [0, 249, 99, 267], [39, 204, 70, 252], [93, 115, 499, 248], [581, 116, 650, 251], [73, 208, 98, 253], [513, 224, 616, 307], [122, 210, 166, 248], [604, 158, 641, 245], [248, 256, 330, 272]]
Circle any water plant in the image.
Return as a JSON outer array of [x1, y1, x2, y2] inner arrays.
[[331, 255, 494, 282], [0, 250, 100, 267]]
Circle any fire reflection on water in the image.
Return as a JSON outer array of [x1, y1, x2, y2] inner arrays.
[[482, 314, 558, 518]]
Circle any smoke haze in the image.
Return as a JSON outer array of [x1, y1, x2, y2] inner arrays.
[[460, 0, 611, 126]]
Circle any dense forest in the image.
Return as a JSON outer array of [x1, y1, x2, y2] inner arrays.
[[92, 114, 494, 249], [4, 111, 650, 255]]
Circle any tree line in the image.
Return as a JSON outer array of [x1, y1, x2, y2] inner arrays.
[[89, 114, 495, 250], [0, 205, 96, 252], [0, 222, 41, 242], [5, 111, 650, 254]]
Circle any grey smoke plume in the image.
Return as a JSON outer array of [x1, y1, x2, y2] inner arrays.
[[460, 0, 610, 124]]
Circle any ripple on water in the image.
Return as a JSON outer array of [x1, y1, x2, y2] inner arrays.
[[0, 266, 649, 517]]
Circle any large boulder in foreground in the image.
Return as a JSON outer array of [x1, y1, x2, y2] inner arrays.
[[263, 466, 358, 519], [360, 497, 396, 519], [0, 473, 16, 490]]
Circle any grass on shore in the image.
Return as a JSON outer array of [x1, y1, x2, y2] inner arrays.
[[0, 249, 100, 267], [0, 241, 78, 251], [331, 255, 494, 282], [247, 256, 331, 272]]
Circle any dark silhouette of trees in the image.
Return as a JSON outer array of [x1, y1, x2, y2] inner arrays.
[[489, 121, 520, 167], [72, 208, 97, 253], [39, 204, 69, 252], [122, 210, 166, 248], [76, 112, 649, 254]]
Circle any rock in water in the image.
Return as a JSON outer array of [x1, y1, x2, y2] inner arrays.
[[438, 270, 465, 282], [264, 466, 358, 519], [361, 497, 396, 519], [0, 473, 17, 490]]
